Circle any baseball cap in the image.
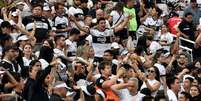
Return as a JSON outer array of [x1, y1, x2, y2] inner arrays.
[[111, 42, 120, 49], [43, 6, 51, 11], [17, 34, 29, 41], [54, 82, 71, 89], [1, 21, 12, 28]]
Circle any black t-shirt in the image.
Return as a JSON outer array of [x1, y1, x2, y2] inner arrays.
[[0, 60, 15, 72], [178, 19, 195, 41], [22, 16, 51, 43]]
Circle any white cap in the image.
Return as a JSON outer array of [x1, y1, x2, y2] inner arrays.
[[111, 42, 120, 49], [54, 82, 71, 89], [183, 75, 195, 82], [17, 35, 29, 41], [43, 6, 51, 11], [74, 9, 84, 15]]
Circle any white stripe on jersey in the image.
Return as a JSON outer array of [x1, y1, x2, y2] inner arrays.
[[26, 21, 49, 31], [90, 28, 114, 57]]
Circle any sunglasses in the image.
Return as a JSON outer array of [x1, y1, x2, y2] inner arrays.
[[148, 70, 155, 73]]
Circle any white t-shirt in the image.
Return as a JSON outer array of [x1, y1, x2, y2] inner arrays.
[[159, 32, 174, 51], [68, 6, 83, 16], [149, 41, 162, 54], [117, 88, 133, 101], [53, 48, 65, 58], [65, 39, 77, 60], [154, 63, 166, 76], [89, 28, 114, 57], [23, 57, 32, 67], [143, 17, 163, 27], [110, 10, 125, 27], [140, 79, 160, 97], [167, 89, 178, 101], [53, 16, 69, 35]]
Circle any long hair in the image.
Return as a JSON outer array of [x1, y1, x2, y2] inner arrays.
[[153, 66, 160, 82], [39, 46, 54, 63]]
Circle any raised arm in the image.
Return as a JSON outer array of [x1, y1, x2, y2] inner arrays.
[[114, 15, 131, 33], [1, 7, 9, 21], [102, 67, 125, 89], [69, 15, 89, 33]]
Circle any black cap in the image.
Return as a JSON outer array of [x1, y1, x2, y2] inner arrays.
[[1, 21, 12, 28]]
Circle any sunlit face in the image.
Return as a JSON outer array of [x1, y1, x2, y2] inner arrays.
[[147, 67, 156, 78], [172, 79, 181, 92], [128, 80, 137, 94], [23, 44, 32, 55], [101, 65, 112, 77], [190, 86, 200, 97], [84, 16, 92, 26], [98, 20, 106, 31], [32, 6, 42, 16], [56, 5, 64, 15], [178, 55, 188, 65], [88, 48, 95, 57], [103, 52, 113, 61], [96, 10, 104, 19], [161, 25, 168, 33], [183, 79, 191, 89], [151, 8, 157, 16]]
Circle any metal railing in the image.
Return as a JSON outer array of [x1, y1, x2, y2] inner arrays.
[[178, 37, 195, 62]]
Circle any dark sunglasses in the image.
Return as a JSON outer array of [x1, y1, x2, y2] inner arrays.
[[148, 70, 155, 73]]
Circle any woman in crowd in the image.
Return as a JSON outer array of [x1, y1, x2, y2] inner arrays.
[[158, 24, 174, 51], [139, 66, 161, 97], [190, 85, 201, 101], [23, 43, 36, 67]]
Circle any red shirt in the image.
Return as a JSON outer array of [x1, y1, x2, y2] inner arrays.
[[168, 17, 182, 35]]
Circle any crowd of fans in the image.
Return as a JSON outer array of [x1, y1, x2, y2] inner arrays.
[[0, 0, 201, 101]]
